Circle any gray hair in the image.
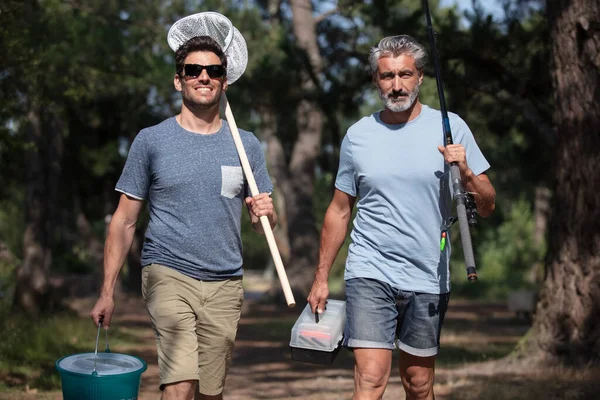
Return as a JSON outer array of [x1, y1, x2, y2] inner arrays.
[[368, 35, 428, 74]]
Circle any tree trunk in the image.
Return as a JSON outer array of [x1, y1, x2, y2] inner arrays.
[[260, 105, 291, 266], [284, 0, 324, 295], [0, 239, 17, 299], [74, 196, 105, 270], [14, 108, 63, 313], [527, 0, 600, 365], [533, 187, 551, 247], [527, 187, 551, 283]]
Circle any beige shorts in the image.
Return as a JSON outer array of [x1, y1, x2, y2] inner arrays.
[[141, 263, 244, 396]]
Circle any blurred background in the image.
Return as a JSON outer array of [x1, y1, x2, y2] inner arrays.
[[0, 0, 598, 398]]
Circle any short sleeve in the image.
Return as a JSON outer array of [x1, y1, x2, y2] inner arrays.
[[451, 116, 490, 176], [335, 134, 357, 196], [248, 135, 273, 195], [115, 132, 151, 200]]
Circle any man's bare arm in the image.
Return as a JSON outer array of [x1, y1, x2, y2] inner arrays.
[[90, 194, 143, 327], [464, 172, 496, 218], [308, 189, 356, 313]]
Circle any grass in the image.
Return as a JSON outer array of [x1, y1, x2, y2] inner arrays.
[[0, 311, 85, 389], [0, 307, 139, 395]]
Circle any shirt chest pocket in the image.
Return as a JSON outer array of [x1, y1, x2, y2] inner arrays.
[[221, 165, 244, 199]]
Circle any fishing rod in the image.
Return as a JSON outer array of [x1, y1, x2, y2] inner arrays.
[[423, 0, 478, 281]]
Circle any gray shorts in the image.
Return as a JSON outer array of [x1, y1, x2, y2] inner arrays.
[[342, 277, 449, 357]]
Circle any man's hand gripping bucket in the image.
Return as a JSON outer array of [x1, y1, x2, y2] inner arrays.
[[55, 318, 147, 400]]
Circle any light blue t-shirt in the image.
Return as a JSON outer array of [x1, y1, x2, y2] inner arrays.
[[336, 105, 490, 294], [116, 117, 273, 281]]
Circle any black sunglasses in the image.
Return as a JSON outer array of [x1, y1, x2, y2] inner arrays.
[[183, 64, 226, 79]]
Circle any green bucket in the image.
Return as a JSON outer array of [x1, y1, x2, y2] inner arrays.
[[56, 352, 147, 400], [55, 321, 147, 400]]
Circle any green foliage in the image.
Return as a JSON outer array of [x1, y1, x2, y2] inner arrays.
[[0, 311, 91, 390], [0, 309, 141, 392], [82, 141, 123, 178], [478, 197, 544, 295], [0, 0, 554, 304], [443, 3, 553, 200], [1, 0, 180, 280], [0, 260, 17, 313], [0, 188, 24, 259], [52, 249, 95, 274], [451, 197, 545, 299]]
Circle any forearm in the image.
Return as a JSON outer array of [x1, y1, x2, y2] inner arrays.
[[463, 169, 496, 217], [100, 216, 137, 297], [314, 208, 351, 282]]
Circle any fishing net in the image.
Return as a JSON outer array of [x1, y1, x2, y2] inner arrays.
[[167, 12, 248, 84]]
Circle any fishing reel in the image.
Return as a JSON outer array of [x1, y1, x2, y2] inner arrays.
[[446, 193, 478, 229], [465, 193, 477, 226]]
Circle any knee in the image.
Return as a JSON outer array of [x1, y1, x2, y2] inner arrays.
[[356, 367, 388, 391], [163, 380, 197, 399], [402, 373, 433, 400]]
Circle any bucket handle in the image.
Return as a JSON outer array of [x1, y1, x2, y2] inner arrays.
[[92, 316, 111, 375]]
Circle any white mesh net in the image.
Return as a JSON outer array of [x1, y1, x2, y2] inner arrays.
[[167, 12, 248, 84]]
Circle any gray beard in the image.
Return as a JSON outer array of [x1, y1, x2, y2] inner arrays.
[[379, 84, 420, 112]]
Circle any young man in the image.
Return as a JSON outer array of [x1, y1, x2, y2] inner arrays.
[[90, 36, 276, 400], [308, 35, 496, 400]]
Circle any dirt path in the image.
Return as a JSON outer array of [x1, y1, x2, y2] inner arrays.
[[14, 279, 600, 400], [64, 287, 531, 400], [111, 292, 391, 400]]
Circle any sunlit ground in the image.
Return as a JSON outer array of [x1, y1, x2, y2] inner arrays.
[[1, 277, 599, 399]]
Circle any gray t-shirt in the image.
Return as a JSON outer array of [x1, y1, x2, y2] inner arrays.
[[116, 117, 273, 280], [336, 105, 490, 294]]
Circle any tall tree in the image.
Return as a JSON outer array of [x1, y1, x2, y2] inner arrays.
[[241, 0, 334, 295], [15, 107, 63, 313], [3, 0, 176, 311], [283, 0, 324, 293], [4, 1, 65, 312], [525, 0, 600, 364]]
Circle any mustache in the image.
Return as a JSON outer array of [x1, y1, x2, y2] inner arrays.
[[387, 90, 410, 98]]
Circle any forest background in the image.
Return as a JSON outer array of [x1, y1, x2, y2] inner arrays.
[[0, 0, 598, 398]]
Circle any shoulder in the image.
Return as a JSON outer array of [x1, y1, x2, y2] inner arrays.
[[224, 121, 261, 146], [447, 111, 473, 141], [418, 104, 464, 122], [239, 128, 261, 145], [420, 105, 471, 135], [222, 121, 264, 159], [135, 117, 177, 142], [346, 113, 379, 138], [448, 111, 469, 129]]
